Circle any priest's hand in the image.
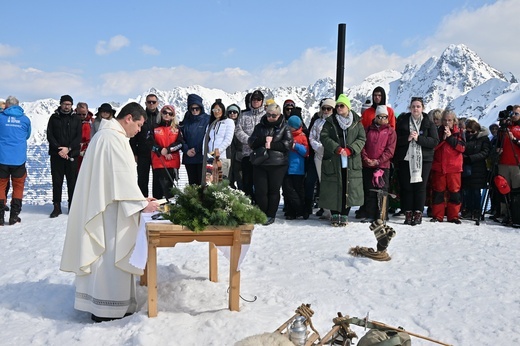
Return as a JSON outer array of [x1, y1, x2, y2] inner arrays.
[[143, 200, 160, 213]]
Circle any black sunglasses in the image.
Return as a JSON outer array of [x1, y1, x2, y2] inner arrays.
[[146, 100, 157, 104], [376, 115, 389, 119], [228, 110, 238, 114], [321, 107, 333, 111], [266, 113, 279, 118], [161, 110, 173, 116], [190, 107, 201, 112]]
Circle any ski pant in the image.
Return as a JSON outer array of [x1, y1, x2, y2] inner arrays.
[[431, 171, 461, 221], [253, 164, 287, 218]]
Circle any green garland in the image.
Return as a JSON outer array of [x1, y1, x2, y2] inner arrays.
[[162, 182, 267, 232]]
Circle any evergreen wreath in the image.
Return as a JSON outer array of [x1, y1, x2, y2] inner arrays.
[[162, 181, 267, 232]]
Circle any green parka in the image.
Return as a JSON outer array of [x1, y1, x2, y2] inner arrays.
[[319, 111, 366, 211]]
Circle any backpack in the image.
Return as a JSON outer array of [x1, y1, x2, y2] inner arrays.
[[357, 329, 411, 346]]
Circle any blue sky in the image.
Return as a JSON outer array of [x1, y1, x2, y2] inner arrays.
[[1, 0, 518, 106]]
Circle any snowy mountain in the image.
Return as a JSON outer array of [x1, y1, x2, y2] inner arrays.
[[16, 43, 519, 205]]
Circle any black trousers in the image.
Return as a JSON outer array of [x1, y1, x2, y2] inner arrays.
[[253, 164, 287, 218], [137, 155, 162, 198], [397, 160, 432, 212], [153, 168, 177, 199], [241, 156, 254, 199], [50, 155, 78, 204], [283, 174, 306, 217], [362, 167, 390, 220], [185, 163, 203, 186]]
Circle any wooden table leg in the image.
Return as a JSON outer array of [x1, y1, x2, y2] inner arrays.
[[209, 242, 218, 282], [228, 230, 242, 311], [147, 242, 158, 317], [140, 263, 148, 286]]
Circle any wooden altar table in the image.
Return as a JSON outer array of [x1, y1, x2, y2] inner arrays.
[[140, 223, 253, 317]]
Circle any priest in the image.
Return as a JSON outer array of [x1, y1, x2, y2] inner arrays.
[[60, 102, 160, 322]]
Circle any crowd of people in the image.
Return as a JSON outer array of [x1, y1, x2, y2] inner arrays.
[[2, 90, 519, 323]]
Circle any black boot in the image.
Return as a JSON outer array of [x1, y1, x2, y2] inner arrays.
[[50, 202, 62, 218], [0, 199, 5, 226], [9, 198, 22, 225]]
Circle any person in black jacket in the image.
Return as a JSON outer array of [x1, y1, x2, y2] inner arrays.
[[461, 119, 491, 220], [248, 102, 293, 226], [129, 93, 161, 198], [394, 97, 439, 225], [47, 95, 82, 217]]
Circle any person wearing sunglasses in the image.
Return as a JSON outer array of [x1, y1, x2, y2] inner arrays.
[[151, 105, 184, 199], [180, 93, 210, 185], [129, 93, 162, 198], [430, 110, 466, 224], [319, 94, 366, 227], [248, 102, 293, 226], [308, 98, 335, 219], [75, 102, 93, 173], [360, 105, 396, 223], [394, 97, 439, 226], [206, 99, 235, 179], [235, 89, 266, 200], [361, 86, 396, 129], [226, 104, 243, 190], [460, 119, 490, 221]]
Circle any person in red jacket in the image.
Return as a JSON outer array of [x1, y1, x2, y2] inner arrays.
[[75, 102, 93, 172], [361, 86, 396, 129], [430, 110, 466, 223], [151, 105, 184, 199]]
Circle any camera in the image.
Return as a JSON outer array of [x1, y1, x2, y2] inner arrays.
[[498, 105, 513, 129]]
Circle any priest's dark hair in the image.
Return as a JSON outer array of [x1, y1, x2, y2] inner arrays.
[[116, 102, 147, 121]]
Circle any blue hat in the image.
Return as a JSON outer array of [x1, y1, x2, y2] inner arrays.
[[288, 115, 302, 129]]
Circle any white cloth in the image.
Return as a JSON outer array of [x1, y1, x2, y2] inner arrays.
[[405, 115, 424, 183], [132, 213, 251, 271], [60, 118, 148, 317]]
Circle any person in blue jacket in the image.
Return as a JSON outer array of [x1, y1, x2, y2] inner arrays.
[[0, 96, 31, 225], [180, 94, 210, 185]]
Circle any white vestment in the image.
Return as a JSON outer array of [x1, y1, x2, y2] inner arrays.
[[60, 118, 148, 318]]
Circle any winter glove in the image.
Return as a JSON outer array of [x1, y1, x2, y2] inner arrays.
[[372, 169, 385, 188], [336, 147, 352, 157]]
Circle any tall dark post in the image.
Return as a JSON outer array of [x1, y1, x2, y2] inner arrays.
[[336, 23, 346, 99]]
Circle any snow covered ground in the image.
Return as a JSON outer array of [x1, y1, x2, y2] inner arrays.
[[0, 203, 518, 345]]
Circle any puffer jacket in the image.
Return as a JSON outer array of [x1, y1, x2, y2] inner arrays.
[[235, 103, 265, 157], [248, 114, 293, 166], [180, 94, 210, 165], [361, 122, 396, 169], [462, 127, 490, 189], [287, 127, 309, 175], [432, 124, 465, 174]]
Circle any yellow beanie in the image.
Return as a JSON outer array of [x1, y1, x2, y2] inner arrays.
[[336, 94, 351, 109]]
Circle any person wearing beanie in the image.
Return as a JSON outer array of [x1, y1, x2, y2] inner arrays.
[[361, 86, 396, 129], [319, 93, 366, 227], [283, 99, 296, 120], [151, 105, 184, 199], [47, 94, 82, 218], [207, 99, 235, 179], [360, 104, 397, 222], [235, 89, 266, 200], [247, 102, 293, 225], [283, 115, 309, 220], [180, 93, 210, 185], [226, 103, 243, 190], [308, 97, 336, 218], [129, 93, 162, 198]]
